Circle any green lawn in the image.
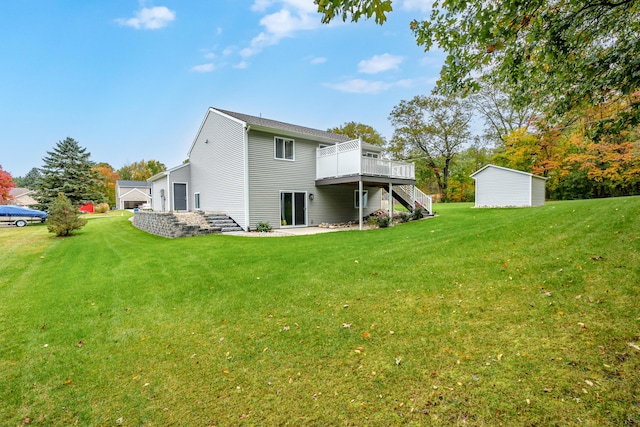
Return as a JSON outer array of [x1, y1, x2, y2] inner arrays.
[[1, 199, 639, 426]]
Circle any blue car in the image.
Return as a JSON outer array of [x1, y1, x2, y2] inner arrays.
[[0, 205, 47, 227]]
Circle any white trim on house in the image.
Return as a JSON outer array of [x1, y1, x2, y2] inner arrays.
[[148, 162, 190, 182], [118, 188, 152, 209], [274, 136, 295, 161], [354, 190, 368, 208], [187, 108, 247, 158], [243, 125, 250, 231], [279, 190, 308, 228], [173, 182, 189, 211], [119, 188, 150, 199]]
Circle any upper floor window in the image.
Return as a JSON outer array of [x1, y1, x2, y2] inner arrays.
[[275, 137, 294, 161], [363, 151, 379, 159]]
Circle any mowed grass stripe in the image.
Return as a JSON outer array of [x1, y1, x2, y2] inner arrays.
[[0, 198, 638, 426]]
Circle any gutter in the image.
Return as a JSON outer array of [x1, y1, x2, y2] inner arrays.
[[243, 125, 251, 231]]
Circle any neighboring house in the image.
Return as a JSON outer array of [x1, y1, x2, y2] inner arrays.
[[9, 188, 37, 207], [470, 164, 546, 208], [148, 107, 432, 231], [116, 180, 152, 210]]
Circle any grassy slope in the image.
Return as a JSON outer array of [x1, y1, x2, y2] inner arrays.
[[0, 199, 638, 426]]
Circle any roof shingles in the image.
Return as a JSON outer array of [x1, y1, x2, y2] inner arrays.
[[214, 108, 351, 143]]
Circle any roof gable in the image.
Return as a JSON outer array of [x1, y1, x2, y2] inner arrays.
[[213, 108, 351, 143], [116, 180, 151, 188], [470, 164, 547, 180]]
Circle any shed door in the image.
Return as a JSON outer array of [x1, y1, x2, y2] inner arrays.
[[173, 183, 187, 211]]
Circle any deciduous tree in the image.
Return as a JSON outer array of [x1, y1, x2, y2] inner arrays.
[[0, 165, 16, 204], [328, 122, 386, 146], [117, 159, 166, 181], [388, 95, 471, 199], [316, 0, 640, 132], [472, 83, 536, 146], [94, 163, 119, 207]]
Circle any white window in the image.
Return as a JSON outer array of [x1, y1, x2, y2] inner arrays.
[[275, 137, 294, 160], [194, 192, 201, 210], [354, 190, 368, 208], [363, 151, 379, 158]]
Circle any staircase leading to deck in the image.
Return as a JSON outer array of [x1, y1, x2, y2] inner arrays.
[[391, 185, 433, 217]]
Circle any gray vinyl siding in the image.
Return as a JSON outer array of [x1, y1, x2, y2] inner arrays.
[[167, 165, 191, 211], [475, 167, 530, 207], [531, 176, 546, 206], [312, 186, 382, 225], [189, 110, 247, 229], [247, 130, 380, 229]]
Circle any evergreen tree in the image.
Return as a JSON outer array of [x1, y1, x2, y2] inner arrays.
[[47, 193, 87, 236], [35, 137, 106, 210], [14, 167, 42, 189]]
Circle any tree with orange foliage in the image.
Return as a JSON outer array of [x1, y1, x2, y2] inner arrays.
[[94, 163, 120, 207], [0, 165, 16, 204]]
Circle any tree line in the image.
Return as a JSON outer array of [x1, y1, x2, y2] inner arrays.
[[320, 0, 639, 201], [2, 138, 166, 210]]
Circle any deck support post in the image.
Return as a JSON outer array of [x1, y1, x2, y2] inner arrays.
[[358, 180, 363, 231], [388, 182, 393, 220]]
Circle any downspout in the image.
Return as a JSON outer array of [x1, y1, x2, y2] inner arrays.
[[243, 125, 251, 231], [166, 171, 171, 212], [358, 138, 363, 231]]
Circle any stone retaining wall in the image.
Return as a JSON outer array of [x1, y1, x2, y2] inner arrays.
[[133, 211, 217, 238]]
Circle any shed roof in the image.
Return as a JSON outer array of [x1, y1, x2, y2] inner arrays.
[[470, 164, 547, 180]]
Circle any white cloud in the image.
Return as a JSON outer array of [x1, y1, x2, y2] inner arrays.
[[234, 61, 249, 69], [401, 0, 430, 13], [310, 56, 327, 64], [252, 0, 274, 12], [116, 6, 176, 30], [358, 53, 405, 74], [241, 0, 321, 59], [192, 63, 215, 73], [324, 78, 414, 94]]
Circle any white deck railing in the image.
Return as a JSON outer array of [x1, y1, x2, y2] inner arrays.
[[316, 139, 415, 180], [396, 185, 433, 214]]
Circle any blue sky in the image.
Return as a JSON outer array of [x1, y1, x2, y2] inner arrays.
[[1, 0, 445, 177]]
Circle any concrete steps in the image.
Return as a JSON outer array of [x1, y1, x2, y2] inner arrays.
[[201, 213, 243, 233]]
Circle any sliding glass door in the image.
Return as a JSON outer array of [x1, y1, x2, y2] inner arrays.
[[280, 191, 306, 227]]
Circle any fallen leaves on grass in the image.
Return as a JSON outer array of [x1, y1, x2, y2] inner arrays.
[[77, 341, 84, 348], [361, 332, 370, 339]]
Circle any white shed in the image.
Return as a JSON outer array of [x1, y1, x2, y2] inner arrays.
[[470, 164, 546, 208]]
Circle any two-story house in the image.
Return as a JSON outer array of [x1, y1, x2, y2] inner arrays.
[[148, 108, 431, 231]]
